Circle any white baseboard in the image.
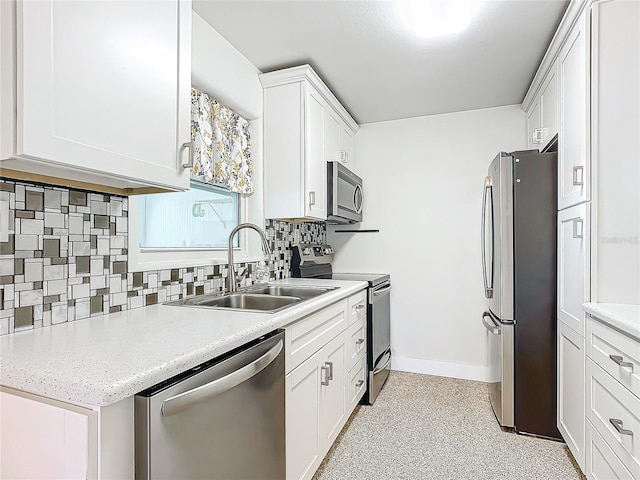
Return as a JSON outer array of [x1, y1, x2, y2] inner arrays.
[[391, 355, 492, 383]]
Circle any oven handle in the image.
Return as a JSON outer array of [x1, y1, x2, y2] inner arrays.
[[161, 340, 283, 417], [373, 285, 391, 297], [373, 348, 392, 375]]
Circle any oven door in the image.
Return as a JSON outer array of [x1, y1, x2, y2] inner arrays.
[[366, 281, 391, 404]]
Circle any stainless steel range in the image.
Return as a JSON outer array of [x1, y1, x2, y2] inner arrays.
[[290, 244, 391, 404]]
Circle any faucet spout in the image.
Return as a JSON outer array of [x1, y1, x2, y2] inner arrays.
[[227, 223, 271, 292]]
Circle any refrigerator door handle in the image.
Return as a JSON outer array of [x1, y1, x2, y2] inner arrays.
[[481, 177, 494, 299], [482, 311, 501, 335]]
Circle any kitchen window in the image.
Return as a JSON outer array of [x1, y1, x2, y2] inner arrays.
[[139, 180, 240, 249], [128, 180, 260, 271]]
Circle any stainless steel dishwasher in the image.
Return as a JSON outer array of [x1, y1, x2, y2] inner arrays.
[[135, 330, 285, 479]]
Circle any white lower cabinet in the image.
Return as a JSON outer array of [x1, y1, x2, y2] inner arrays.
[[0, 388, 134, 479], [584, 314, 640, 480], [558, 321, 586, 470], [0, 388, 98, 479], [285, 290, 367, 480], [586, 422, 635, 480]]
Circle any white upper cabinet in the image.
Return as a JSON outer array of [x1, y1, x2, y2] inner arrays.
[[591, 0, 640, 304], [0, 0, 192, 195], [558, 9, 590, 210], [540, 66, 559, 147], [526, 98, 542, 150], [525, 65, 558, 151], [260, 65, 358, 222]]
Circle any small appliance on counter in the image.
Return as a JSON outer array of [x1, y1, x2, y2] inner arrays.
[[290, 244, 391, 404]]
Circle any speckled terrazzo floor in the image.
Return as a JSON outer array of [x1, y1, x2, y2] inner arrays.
[[313, 371, 585, 480]]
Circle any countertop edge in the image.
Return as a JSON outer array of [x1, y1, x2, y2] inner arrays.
[[582, 302, 640, 341], [0, 280, 369, 407]]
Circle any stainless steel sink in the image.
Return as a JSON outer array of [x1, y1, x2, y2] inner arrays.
[[165, 284, 336, 313], [246, 285, 336, 299]]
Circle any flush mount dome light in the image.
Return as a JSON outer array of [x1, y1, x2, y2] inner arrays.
[[401, 0, 481, 39]]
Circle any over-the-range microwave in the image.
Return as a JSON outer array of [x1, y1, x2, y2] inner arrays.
[[327, 161, 363, 224]]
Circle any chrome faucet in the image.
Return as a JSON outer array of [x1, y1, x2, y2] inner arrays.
[[227, 223, 271, 293]]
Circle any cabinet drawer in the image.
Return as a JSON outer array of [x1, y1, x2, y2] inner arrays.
[[347, 355, 367, 412], [285, 299, 348, 374], [586, 420, 635, 480], [346, 316, 366, 371], [586, 359, 640, 478], [348, 290, 367, 326], [587, 316, 640, 399]]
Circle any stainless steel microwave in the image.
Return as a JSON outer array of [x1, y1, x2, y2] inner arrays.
[[327, 161, 363, 224]]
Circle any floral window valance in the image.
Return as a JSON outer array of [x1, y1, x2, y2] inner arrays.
[[191, 88, 254, 195]]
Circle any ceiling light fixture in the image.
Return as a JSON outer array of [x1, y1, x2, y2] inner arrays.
[[401, 0, 481, 39]]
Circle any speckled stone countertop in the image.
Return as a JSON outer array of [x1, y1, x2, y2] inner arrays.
[[0, 279, 367, 407], [583, 303, 640, 340]]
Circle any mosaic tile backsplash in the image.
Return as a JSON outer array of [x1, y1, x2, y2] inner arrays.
[[0, 178, 326, 336]]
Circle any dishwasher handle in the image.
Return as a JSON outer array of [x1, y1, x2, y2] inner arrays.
[[161, 339, 283, 417]]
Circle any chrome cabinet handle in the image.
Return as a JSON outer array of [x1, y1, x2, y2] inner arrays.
[[309, 191, 315, 207], [573, 218, 584, 239], [356, 338, 365, 345], [179, 141, 194, 169], [610, 355, 634, 371], [161, 340, 282, 417], [355, 304, 365, 312], [572, 166, 584, 186], [532, 128, 544, 144], [609, 418, 633, 436], [325, 361, 333, 381], [321, 365, 330, 386], [356, 380, 364, 388], [482, 311, 501, 335]]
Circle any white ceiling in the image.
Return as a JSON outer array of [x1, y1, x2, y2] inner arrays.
[[193, 0, 568, 124]]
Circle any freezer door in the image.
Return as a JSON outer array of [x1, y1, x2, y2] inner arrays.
[[483, 152, 514, 321], [483, 311, 514, 428]]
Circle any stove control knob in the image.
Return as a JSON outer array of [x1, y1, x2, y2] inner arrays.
[[303, 248, 313, 255], [324, 247, 333, 254]]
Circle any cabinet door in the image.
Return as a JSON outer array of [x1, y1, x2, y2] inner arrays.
[[592, 0, 640, 304], [0, 389, 97, 479], [341, 125, 354, 169], [558, 10, 590, 210], [540, 64, 558, 148], [558, 202, 590, 335], [319, 330, 347, 451], [325, 108, 342, 163], [286, 349, 322, 480], [17, 0, 191, 191], [526, 98, 542, 150], [558, 322, 585, 471], [304, 87, 327, 220]]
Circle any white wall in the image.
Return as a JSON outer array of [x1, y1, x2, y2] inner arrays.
[[328, 105, 526, 381]]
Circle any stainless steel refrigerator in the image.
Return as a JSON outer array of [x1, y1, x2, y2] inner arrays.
[[481, 150, 561, 439]]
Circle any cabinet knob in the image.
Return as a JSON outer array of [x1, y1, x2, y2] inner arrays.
[[356, 380, 364, 388], [356, 339, 365, 345]]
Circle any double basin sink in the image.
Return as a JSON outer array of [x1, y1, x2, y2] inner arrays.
[[166, 284, 336, 313]]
